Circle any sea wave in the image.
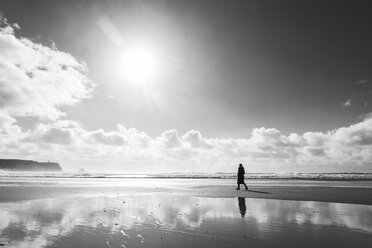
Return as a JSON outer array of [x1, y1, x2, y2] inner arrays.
[[1, 171, 372, 181]]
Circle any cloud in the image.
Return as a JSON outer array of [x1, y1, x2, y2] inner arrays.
[[25, 121, 76, 145], [306, 147, 325, 157], [342, 99, 353, 107], [0, 113, 16, 130], [342, 79, 371, 108], [85, 129, 126, 146], [158, 129, 183, 148], [359, 113, 372, 120], [0, 114, 371, 172], [0, 17, 93, 121], [182, 130, 212, 149], [332, 118, 372, 146], [355, 79, 369, 85], [0, 16, 371, 172]]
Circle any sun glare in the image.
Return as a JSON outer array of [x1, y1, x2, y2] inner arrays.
[[120, 48, 158, 83]]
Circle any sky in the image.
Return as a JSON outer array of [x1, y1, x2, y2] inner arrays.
[[0, 0, 372, 173]]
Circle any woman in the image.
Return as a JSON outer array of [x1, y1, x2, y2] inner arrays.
[[236, 164, 248, 190]]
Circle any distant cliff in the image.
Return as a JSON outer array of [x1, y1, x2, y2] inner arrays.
[[0, 159, 62, 172]]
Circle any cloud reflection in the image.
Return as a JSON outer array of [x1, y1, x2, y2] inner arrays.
[[0, 195, 371, 247]]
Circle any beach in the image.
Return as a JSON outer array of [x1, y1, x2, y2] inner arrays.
[[2, 0, 372, 247], [1, 177, 372, 204], [1, 177, 372, 247]]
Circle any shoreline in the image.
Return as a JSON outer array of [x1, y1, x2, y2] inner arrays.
[[2, 174, 372, 181], [1, 181, 372, 205]]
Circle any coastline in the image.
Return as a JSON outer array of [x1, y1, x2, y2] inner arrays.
[[1, 177, 372, 247], [1, 177, 372, 205]]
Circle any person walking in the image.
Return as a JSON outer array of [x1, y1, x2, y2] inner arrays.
[[236, 164, 248, 190]]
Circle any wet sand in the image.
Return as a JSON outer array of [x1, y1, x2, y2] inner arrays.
[[1, 194, 372, 248], [1, 178, 372, 247], [1, 178, 372, 205]]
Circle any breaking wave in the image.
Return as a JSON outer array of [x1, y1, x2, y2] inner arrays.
[[1, 171, 372, 181]]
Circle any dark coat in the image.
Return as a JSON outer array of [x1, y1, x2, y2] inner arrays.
[[237, 166, 245, 184]]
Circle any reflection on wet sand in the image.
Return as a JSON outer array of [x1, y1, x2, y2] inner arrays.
[[238, 197, 246, 217], [0, 195, 372, 247]]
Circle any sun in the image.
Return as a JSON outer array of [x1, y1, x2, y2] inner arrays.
[[120, 47, 159, 83]]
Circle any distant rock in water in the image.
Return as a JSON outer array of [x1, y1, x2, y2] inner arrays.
[[77, 168, 86, 173], [0, 159, 62, 172]]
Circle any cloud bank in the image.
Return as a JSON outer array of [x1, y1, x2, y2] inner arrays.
[[0, 17, 371, 172], [0, 16, 92, 121]]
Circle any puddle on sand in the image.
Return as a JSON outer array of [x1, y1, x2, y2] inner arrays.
[[0, 195, 372, 248]]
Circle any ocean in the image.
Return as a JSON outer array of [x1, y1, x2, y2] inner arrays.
[[1, 171, 372, 180]]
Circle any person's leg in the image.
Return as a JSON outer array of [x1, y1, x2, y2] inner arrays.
[[243, 182, 248, 190], [236, 184, 240, 190]]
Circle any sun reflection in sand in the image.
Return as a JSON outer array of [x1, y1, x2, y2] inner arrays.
[[0, 195, 372, 247]]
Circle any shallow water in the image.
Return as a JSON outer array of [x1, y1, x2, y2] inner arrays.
[[0, 195, 372, 248], [2, 176, 372, 188]]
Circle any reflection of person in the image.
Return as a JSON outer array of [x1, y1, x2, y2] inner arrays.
[[236, 164, 248, 190], [238, 197, 246, 217]]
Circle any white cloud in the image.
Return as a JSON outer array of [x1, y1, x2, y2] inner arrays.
[[0, 17, 93, 121], [0, 113, 17, 130], [158, 129, 183, 148], [342, 99, 353, 107], [25, 121, 76, 145], [0, 114, 371, 172], [332, 118, 372, 146], [85, 129, 126, 146], [182, 130, 212, 149], [0, 17, 371, 172]]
